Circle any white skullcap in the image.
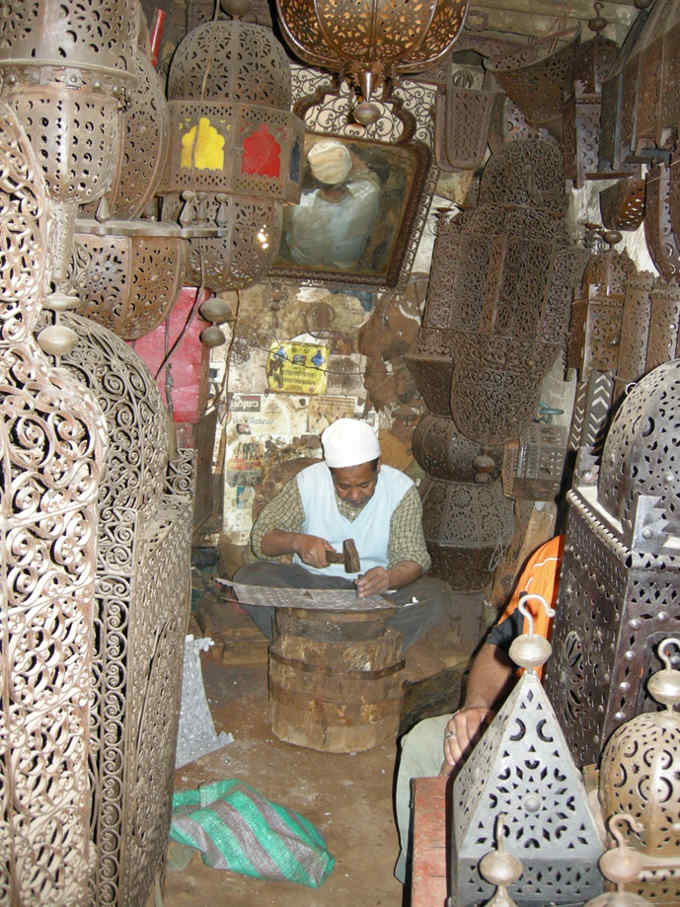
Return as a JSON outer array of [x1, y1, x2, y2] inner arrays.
[[307, 139, 352, 185], [321, 418, 380, 468]]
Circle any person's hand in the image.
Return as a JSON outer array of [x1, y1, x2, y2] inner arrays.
[[356, 566, 390, 598], [440, 706, 493, 773], [295, 535, 338, 568]]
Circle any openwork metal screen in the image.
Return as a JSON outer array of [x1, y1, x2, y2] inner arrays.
[[58, 313, 195, 906], [545, 360, 680, 768], [0, 103, 106, 905], [0, 101, 195, 904]]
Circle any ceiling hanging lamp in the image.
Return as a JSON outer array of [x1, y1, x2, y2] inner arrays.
[[275, 0, 471, 124], [158, 0, 304, 297]]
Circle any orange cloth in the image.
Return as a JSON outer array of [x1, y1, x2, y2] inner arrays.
[[497, 535, 564, 678]]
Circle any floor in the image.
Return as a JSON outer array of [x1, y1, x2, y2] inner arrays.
[[162, 572, 483, 907]]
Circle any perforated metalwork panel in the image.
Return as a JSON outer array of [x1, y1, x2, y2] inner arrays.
[[544, 493, 680, 768], [59, 314, 195, 906], [452, 670, 605, 905], [0, 100, 107, 907], [72, 223, 188, 340], [598, 358, 680, 535]]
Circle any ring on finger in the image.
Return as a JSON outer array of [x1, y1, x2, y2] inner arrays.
[[445, 730, 456, 739]]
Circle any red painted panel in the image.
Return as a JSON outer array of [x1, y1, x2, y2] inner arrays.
[[241, 123, 281, 178], [129, 286, 209, 424]]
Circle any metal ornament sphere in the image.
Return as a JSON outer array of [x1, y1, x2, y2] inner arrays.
[[275, 0, 470, 102], [37, 323, 78, 356], [200, 324, 227, 347], [598, 640, 680, 901]]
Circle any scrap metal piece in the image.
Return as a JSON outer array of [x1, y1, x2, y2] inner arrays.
[[175, 636, 234, 769]]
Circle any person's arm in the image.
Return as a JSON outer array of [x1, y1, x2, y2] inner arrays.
[[261, 528, 338, 568], [252, 476, 338, 568], [440, 639, 515, 773]]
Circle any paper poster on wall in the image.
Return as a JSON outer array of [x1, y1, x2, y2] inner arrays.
[[307, 396, 357, 434], [266, 341, 328, 394]]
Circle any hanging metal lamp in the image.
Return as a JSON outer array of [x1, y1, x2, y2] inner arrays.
[[275, 0, 470, 122]]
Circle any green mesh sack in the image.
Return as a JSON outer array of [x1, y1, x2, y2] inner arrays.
[[170, 779, 334, 888]]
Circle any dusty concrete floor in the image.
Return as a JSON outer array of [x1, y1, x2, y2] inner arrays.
[[163, 582, 481, 907]]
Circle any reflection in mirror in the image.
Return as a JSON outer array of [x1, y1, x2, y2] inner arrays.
[[273, 132, 431, 289]]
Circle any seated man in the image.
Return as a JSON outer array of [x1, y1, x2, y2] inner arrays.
[[393, 534, 564, 885], [233, 417, 451, 650]]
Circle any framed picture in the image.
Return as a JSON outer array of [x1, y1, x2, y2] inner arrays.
[[272, 132, 432, 289]]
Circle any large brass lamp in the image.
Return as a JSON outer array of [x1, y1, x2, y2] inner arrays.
[[275, 0, 470, 122]]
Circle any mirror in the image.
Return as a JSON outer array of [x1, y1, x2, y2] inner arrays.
[[272, 132, 431, 289]]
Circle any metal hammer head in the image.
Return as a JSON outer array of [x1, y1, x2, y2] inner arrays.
[[342, 538, 360, 573]]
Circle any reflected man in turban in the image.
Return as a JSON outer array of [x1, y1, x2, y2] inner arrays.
[[234, 418, 451, 650]]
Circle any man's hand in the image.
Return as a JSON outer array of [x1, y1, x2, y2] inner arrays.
[[440, 706, 493, 774], [356, 566, 390, 598], [295, 534, 338, 569]]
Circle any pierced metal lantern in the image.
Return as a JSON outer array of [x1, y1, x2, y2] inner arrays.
[[0, 0, 137, 306], [616, 271, 656, 388], [419, 476, 514, 590], [57, 309, 195, 905], [598, 640, 680, 904], [407, 139, 587, 446], [645, 281, 680, 372], [487, 37, 578, 137], [451, 595, 605, 905], [644, 163, 680, 284], [82, 26, 170, 219], [544, 360, 680, 768], [412, 414, 502, 483], [433, 68, 502, 172], [567, 245, 636, 380], [71, 218, 188, 340], [159, 17, 303, 291], [0, 99, 107, 907], [275, 0, 469, 120], [561, 34, 620, 189], [163, 191, 282, 292]]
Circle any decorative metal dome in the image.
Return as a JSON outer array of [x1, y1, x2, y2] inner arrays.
[[168, 18, 292, 108], [71, 218, 188, 340], [275, 0, 469, 118], [598, 358, 680, 537]]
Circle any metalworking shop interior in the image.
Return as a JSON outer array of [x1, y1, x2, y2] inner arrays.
[[3, 0, 680, 905]]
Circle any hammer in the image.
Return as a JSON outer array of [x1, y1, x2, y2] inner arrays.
[[325, 538, 360, 573]]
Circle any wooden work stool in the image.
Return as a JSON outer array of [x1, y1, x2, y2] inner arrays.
[[268, 605, 405, 753]]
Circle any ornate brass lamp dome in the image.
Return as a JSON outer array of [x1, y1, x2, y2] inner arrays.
[[275, 0, 470, 122]]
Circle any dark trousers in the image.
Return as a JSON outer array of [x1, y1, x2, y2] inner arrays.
[[232, 561, 450, 651]]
